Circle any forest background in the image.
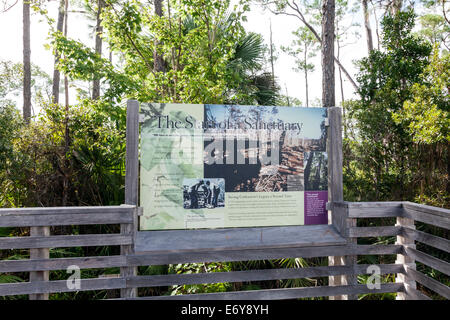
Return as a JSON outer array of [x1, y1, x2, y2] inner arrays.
[[0, 0, 448, 299]]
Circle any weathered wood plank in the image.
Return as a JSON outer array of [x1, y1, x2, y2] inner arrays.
[[0, 213, 133, 227], [0, 277, 126, 296], [125, 100, 139, 208], [404, 247, 450, 276], [348, 206, 403, 218], [349, 226, 402, 238], [0, 245, 402, 273], [128, 244, 402, 265], [334, 201, 404, 208], [0, 234, 132, 250], [0, 205, 135, 216], [330, 202, 347, 236], [126, 264, 404, 288], [402, 207, 450, 229], [118, 283, 404, 300], [344, 217, 358, 300], [403, 202, 450, 218], [0, 255, 126, 273], [328, 107, 343, 206], [135, 225, 346, 253], [395, 217, 416, 300], [402, 227, 450, 253], [407, 267, 450, 299], [405, 287, 432, 300], [327, 107, 345, 300], [121, 99, 139, 299]]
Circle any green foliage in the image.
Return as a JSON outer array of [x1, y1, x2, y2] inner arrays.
[[1, 1, 448, 301], [169, 263, 232, 295], [357, 11, 432, 104], [0, 273, 25, 300], [0, 99, 126, 207], [417, 13, 450, 49], [0, 104, 25, 207], [51, 32, 136, 103], [0, 105, 22, 173], [281, 26, 318, 74], [276, 257, 321, 288], [393, 48, 450, 144], [357, 274, 397, 300], [344, 11, 449, 300], [343, 10, 448, 205], [226, 32, 280, 105], [0, 61, 52, 106], [48, 0, 278, 106]]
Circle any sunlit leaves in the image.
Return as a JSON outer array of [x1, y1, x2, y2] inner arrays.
[[394, 48, 450, 144]]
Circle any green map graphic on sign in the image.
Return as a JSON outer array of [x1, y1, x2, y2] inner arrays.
[[140, 103, 328, 230]]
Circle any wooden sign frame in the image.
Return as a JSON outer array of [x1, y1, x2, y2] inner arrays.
[[125, 100, 346, 255]]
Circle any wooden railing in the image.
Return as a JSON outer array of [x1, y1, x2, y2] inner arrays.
[[0, 201, 448, 300], [334, 201, 449, 300]]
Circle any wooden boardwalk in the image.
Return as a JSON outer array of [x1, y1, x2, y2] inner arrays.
[[1, 102, 448, 300], [0, 201, 448, 300]]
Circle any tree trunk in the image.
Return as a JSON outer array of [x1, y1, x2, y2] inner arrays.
[[322, 0, 335, 108], [62, 0, 70, 207], [304, 152, 313, 188], [52, 0, 65, 104], [153, 0, 165, 73], [336, 21, 345, 105], [23, 0, 31, 123], [371, 0, 381, 50], [92, 0, 104, 100], [305, 69, 309, 107], [313, 153, 323, 190], [274, 4, 358, 91], [284, 83, 290, 106], [63, 0, 69, 108], [362, 0, 374, 54], [304, 44, 309, 107], [390, 0, 402, 15], [447, 143, 450, 196]]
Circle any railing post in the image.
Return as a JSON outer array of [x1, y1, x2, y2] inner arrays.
[[330, 203, 357, 300], [344, 216, 358, 300], [395, 216, 416, 300], [121, 99, 139, 299], [29, 226, 50, 300]]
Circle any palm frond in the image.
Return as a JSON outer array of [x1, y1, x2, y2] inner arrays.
[[229, 32, 264, 72]]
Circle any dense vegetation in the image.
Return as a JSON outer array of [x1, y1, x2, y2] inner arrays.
[[0, 0, 448, 300]]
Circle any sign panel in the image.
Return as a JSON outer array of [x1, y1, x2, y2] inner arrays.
[[140, 103, 328, 230]]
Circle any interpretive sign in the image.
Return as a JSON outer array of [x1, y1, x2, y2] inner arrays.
[[140, 103, 328, 230]]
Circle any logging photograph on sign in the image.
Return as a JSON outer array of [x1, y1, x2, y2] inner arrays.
[[140, 103, 328, 230]]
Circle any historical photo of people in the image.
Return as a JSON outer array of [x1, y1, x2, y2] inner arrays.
[[183, 178, 225, 209]]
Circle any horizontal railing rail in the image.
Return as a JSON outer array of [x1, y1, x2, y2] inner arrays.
[[0, 205, 135, 300], [338, 201, 449, 300], [125, 264, 404, 288], [113, 283, 405, 301]]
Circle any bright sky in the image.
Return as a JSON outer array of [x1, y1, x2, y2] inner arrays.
[[207, 104, 326, 138], [0, 1, 376, 114], [243, 2, 367, 106]]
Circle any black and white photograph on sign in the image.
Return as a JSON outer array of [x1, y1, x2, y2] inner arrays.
[[183, 178, 225, 209], [304, 151, 328, 191], [203, 104, 327, 193]]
